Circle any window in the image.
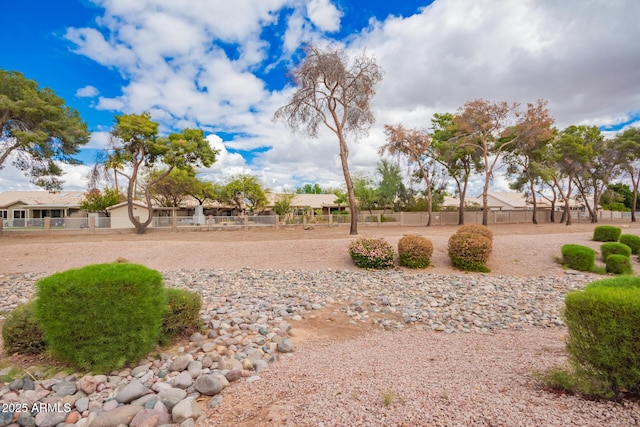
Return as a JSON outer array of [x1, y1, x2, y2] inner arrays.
[[0, 210, 7, 220], [13, 210, 25, 219]]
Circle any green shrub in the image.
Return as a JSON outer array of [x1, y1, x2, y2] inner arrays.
[[534, 365, 612, 398], [448, 232, 492, 272], [564, 285, 640, 398], [348, 237, 395, 269], [159, 288, 203, 346], [586, 276, 640, 290], [561, 244, 596, 272], [619, 234, 640, 255], [1, 301, 46, 355], [592, 225, 622, 242], [34, 263, 166, 373], [398, 235, 433, 269], [600, 242, 632, 260], [456, 224, 494, 242], [605, 254, 634, 275]]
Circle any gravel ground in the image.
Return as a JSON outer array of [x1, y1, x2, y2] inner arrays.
[[1, 223, 640, 426]]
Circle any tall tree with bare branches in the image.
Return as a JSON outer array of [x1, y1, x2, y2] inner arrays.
[[274, 44, 383, 235], [381, 124, 435, 226]]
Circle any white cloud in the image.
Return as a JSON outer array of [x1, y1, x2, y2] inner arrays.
[[85, 131, 112, 150], [76, 85, 99, 97], [2, 0, 630, 194], [307, 0, 342, 32], [0, 153, 91, 191]]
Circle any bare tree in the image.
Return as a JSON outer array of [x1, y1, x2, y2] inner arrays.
[[381, 124, 434, 226], [274, 44, 383, 235]]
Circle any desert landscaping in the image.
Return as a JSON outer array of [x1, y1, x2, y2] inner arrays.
[[2, 222, 640, 426]]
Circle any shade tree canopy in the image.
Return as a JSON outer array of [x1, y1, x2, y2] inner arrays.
[[0, 69, 90, 191], [108, 112, 218, 233]]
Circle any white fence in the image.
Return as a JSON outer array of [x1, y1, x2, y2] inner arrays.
[[0, 209, 636, 235]]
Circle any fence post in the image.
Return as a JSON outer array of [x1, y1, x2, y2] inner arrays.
[[275, 215, 279, 229], [172, 214, 177, 232], [329, 213, 333, 227], [44, 217, 51, 234], [377, 214, 381, 225], [244, 216, 249, 230], [400, 211, 404, 226], [89, 216, 96, 234]]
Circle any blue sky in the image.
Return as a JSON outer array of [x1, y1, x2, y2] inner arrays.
[[1, 0, 639, 193]]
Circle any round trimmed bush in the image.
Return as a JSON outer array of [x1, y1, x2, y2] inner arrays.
[[456, 224, 494, 241], [160, 288, 204, 346], [564, 284, 640, 397], [561, 244, 596, 272], [600, 242, 632, 261], [619, 234, 640, 255], [593, 225, 622, 242], [34, 263, 166, 372], [448, 232, 491, 272], [348, 237, 395, 269], [605, 254, 633, 275], [398, 235, 434, 269], [1, 301, 45, 355]]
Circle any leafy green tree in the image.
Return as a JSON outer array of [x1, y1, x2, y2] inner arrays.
[[353, 175, 378, 216], [376, 159, 405, 216], [296, 183, 324, 194], [326, 187, 348, 212], [553, 125, 595, 225], [603, 183, 635, 210], [273, 190, 295, 216], [222, 174, 268, 214], [147, 167, 199, 208], [80, 187, 121, 216], [454, 99, 521, 226], [503, 100, 555, 224], [429, 113, 483, 225], [611, 128, 640, 221], [190, 179, 218, 207], [108, 113, 218, 233], [381, 125, 436, 225], [572, 133, 624, 223], [274, 44, 383, 235], [0, 69, 90, 190]]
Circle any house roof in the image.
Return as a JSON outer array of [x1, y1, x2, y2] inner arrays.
[[0, 191, 85, 209], [441, 196, 481, 208], [106, 201, 152, 211], [266, 193, 341, 209]]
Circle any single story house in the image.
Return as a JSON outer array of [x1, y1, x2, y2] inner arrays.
[[0, 191, 86, 227], [442, 192, 552, 211], [264, 193, 345, 215]]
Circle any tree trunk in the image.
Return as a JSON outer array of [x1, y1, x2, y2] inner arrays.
[[418, 161, 432, 227], [565, 179, 572, 226], [481, 181, 489, 226], [529, 181, 538, 225], [337, 133, 358, 235], [632, 171, 639, 223], [127, 160, 144, 233]]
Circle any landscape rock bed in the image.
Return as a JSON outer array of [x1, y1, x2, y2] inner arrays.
[[1, 268, 599, 426]]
